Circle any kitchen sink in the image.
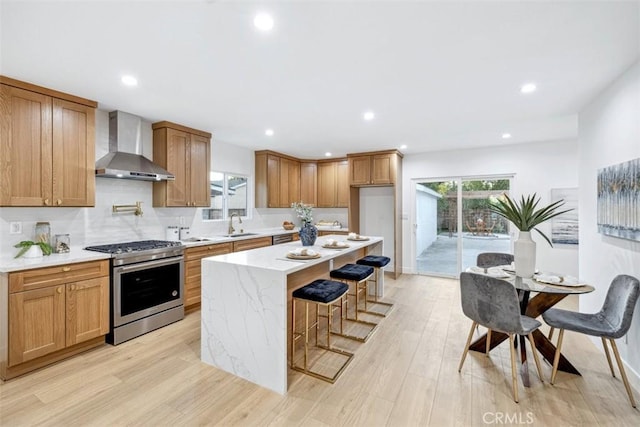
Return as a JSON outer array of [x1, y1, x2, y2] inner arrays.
[[182, 237, 217, 242], [221, 232, 259, 238]]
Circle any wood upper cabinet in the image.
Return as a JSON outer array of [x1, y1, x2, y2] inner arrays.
[[348, 151, 397, 186], [152, 122, 211, 207], [300, 162, 317, 206], [317, 159, 348, 208], [349, 155, 371, 186], [255, 151, 301, 208], [279, 157, 300, 207], [336, 160, 349, 207], [0, 77, 96, 207], [6, 260, 109, 369]]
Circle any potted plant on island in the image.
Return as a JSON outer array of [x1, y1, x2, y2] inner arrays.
[[489, 193, 571, 277], [14, 240, 54, 258], [291, 201, 317, 246]]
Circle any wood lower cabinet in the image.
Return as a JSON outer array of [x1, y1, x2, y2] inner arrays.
[[317, 230, 349, 236], [8, 285, 66, 365], [65, 277, 109, 346], [233, 236, 273, 252], [0, 76, 96, 207], [184, 243, 233, 309], [152, 122, 212, 207], [3, 260, 110, 379]]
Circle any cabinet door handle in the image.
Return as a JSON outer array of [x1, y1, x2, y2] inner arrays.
[[56, 199, 62, 206], [57, 287, 63, 294], [69, 284, 76, 291], [62, 266, 71, 272], [44, 198, 50, 206]]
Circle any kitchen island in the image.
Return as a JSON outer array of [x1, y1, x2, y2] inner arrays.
[[200, 234, 384, 394]]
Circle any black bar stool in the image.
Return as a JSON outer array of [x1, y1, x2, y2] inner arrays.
[[291, 279, 354, 383], [330, 263, 377, 342], [356, 255, 393, 317]]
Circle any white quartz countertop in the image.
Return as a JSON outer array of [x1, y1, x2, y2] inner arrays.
[[0, 247, 112, 273], [202, 234, 382, 275], [179, 226, 349, 248]]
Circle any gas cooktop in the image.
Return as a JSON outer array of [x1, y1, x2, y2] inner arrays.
[[85, 240, 183, 254]]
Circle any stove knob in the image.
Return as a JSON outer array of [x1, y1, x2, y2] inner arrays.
[[126, 247, 133, 253], [116, 249, 123, 254]]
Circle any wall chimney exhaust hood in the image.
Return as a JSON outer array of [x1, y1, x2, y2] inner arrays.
[[95, 111, 175, 181]]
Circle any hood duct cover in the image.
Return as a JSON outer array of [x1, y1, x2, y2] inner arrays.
[[95, 111, 175, 181]]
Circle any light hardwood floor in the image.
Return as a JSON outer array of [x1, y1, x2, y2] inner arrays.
[[1, 275, 638, 426]]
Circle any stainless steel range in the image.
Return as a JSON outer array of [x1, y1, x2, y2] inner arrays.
[[85, 240, 184, 345]]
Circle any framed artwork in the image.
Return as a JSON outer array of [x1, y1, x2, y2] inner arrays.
[[597, 158, 640, 241], [551, 188, 579, 245]]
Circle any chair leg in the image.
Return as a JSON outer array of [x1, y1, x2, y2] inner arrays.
[[548, 327, 555, 341], [601, 337, 616, 378], [458, 321, 477, 372], [527, 333, 544, 383], [509, 334, 519, 403], [486, 329, 492, 356], [550, 329, 565, 385], [609, 338, 637, 408]]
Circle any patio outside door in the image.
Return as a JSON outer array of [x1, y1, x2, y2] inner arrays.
[[415, 177, 512, 277]]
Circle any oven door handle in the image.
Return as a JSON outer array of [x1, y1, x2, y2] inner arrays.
[[114, 255, 184, 273]]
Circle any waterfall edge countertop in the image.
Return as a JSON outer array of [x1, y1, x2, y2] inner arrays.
[[200, 234, 384, 395]]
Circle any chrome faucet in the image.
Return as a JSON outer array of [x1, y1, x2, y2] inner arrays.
[[228, 213, 242, 235]]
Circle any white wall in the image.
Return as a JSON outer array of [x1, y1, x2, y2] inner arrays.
[[579, 59, 640, 386], [416, 185, 440, 255], [360, 187, 395, 270], [402, 139, 579, 275]]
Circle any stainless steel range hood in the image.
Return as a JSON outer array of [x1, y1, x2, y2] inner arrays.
[[95, 111, 175, 181]]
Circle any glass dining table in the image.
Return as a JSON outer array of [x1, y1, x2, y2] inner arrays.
[[468, 272, 595, 387]]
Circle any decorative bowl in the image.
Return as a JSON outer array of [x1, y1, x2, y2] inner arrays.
[[283, 223, 295, 230]]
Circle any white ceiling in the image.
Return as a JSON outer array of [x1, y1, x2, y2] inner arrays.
[[1, 1, 638, 159]]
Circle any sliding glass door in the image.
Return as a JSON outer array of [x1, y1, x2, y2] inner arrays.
[[415, 177, 512, 277]]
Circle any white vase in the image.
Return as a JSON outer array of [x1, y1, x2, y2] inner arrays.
[[514, 231, 536, 278], [23, 245, 43, 258]]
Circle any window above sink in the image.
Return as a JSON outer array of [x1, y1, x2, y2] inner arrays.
[[203, 172, 249, 222]]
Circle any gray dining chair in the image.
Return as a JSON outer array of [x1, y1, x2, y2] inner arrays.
[[476, 252, 514, 270], [458, 272, 544, 403], [474, 253, 516, 337], [542, 274, 640, 408]]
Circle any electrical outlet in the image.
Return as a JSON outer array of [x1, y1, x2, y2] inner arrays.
[[9, 222, 22, 234]]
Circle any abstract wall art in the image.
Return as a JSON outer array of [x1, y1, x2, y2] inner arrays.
[[597, 158, 640, 241], [551, 188, 579, 245]]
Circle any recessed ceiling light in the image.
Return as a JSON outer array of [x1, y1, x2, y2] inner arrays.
[[400, 144, 407, 150], [325, 152, 332, 157], [502, 133, 512, 139], [520, 83, 537, 94], [363, 111, 375, 121], [121, 75, 138, 86], [265, 129, 274, 136], [254, 12, 274, 31]]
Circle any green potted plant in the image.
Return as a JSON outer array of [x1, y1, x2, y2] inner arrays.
[[14, 240, 54, 258], [489, 193, 571, 277]]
